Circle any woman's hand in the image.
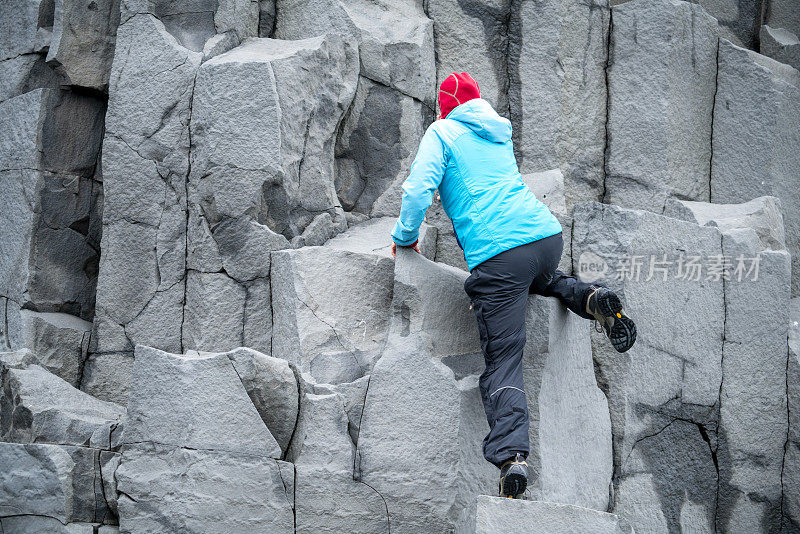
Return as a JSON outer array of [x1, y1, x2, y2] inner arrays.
[[391, 241, 421, 258]]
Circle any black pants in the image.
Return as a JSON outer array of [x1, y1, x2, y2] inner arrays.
[[463, 233, 598, 467]]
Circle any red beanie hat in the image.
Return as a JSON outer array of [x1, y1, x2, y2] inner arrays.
[[438, 72, 481, 119]]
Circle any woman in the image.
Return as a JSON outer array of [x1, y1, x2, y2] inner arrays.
[[390, 72, 636, 499]]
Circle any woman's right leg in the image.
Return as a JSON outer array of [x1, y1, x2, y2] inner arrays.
[[529, 233, 637, 352]]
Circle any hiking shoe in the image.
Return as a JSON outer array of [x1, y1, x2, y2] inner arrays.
[[586, 286, 637, 353], [498, 454, 528, 499]]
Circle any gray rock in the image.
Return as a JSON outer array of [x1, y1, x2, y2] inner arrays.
[[182, 271, 246, 352], [0, 442, 113, 525], [121, 0, 258, 51], [0, 53, 58, 104], [765, 0, 800, 37], [7, 310, 91, 386], [79, 352, 134, 405], [46, 0, 121, 90], [694, 0, 762, 48], [124, 345, 281, 457], [391, 248, 480, 359], [189, 36, 355, 248], [606, 0, 719, 213], [0, 517, 104, 533], [760, 25, 800, 71], [462, 496, 631, 534], [572, 201, 724, 532], [289, 385, 388, 534], [356, 335, 495, 534], [716, 229, 790, 532], [515, 0, 610, 209], [337, 75, 433, 216], [710, 39, 800, 294], [521, 169, 571, 272], [95, 13, 201, 355], [0, 0, 50, 61], [116, 442, 293, 534], [324, 216, 437, 260], [0, 90, 104, 322], [664, 196, 787, 252], [225, 347, 299, 455], [523, 298, 612, 511], [785, 297, 800, 529], [1, 363, 124, 447], [274, 0, 435, 105], [271, 247, 394, 377]]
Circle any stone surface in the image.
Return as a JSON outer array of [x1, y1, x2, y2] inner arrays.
[[391, 249, 480, 360], [336, 75, 433, 217], [765, 0, 800, 37], [225, 347, 299, 455], [523, 298, 613, 511], [271, 247, 394, 379], [274, 0, 435, 105], [425, 0, 509, 112], [94, 13, 201, 356], [572, 201, 724, 532], [46, 0, 121, 89], [121, 0, 258, 51], [695, 0, 762, 48], [0, 89, 104, 322], [1, 363, 124, 447], [463, 496, 631, 534], [716, 229, 790, 532], [5, 310, 92, 387], [710, 39, 800, 294], [116, 442, 293, 534], [761, 25, 800, 71], [324, 216, 436, 260], [289, 381, 388, 534], [515, 0, 610, 208], [79, 352, 134, 405], [124, 345, 281, 457], [664, 195, 787, 251], [0, 442, 114, 525], [356, 335, 495, 534], [606, 0, 719, 213], [785, 297, 800, 530]]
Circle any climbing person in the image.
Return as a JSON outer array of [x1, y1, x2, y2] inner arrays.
[[389, 72, 636, 499]]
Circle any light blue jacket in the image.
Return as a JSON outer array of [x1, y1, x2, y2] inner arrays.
[[391, 98, 562, 271]]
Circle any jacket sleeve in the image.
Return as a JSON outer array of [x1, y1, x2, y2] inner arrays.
[[391, 126, 447, 246]]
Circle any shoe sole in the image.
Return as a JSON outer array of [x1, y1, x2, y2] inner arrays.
[[500, 471, 527, 499], [596, 289, 637, 353]]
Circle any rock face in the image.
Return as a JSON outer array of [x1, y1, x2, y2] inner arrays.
[[3, 0, 800, 531], [785, 297, 800, 531], [761, 25, 800, 71], [116, 345, 293, 533], [463, 496, 632, 534], [573, 201, 724, 533], [710, 39, 800, 295], [1, 363, 124, 447], [606, 0, 719, 213]]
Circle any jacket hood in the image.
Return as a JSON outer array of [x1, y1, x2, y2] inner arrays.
[[444, 98, 512, 143]]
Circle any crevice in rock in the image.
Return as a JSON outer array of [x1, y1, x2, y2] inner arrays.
[[715, 230, 727, 529], [180, 69, 199, 354], [780, 341, 790, 528], [282, 363, 303, 462], [601, 7, 614, 204], [356, 479, 391, 534], [117, 490, 138, 504], [707, 37, 720, 203]]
